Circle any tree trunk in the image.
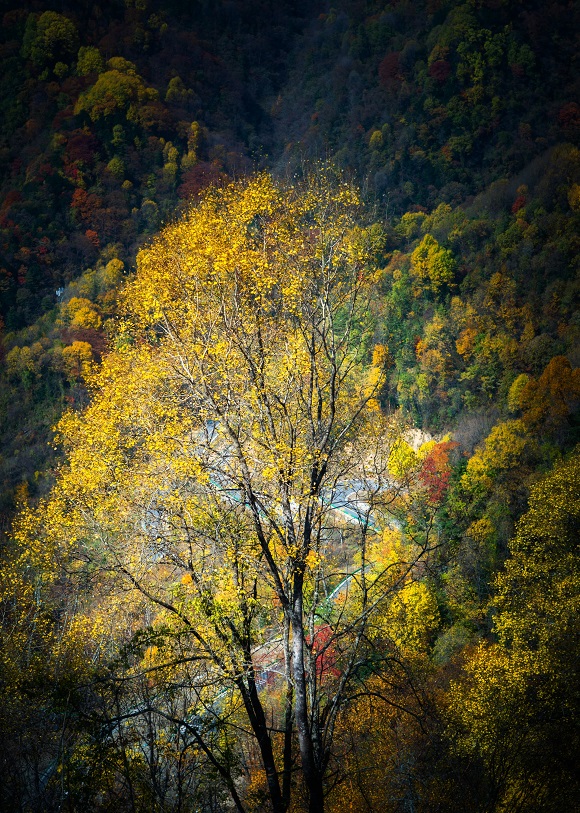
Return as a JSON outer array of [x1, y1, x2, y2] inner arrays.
[[237, 672, 285, 813], [290, 596, 325, 813]]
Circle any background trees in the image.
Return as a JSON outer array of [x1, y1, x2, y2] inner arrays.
[[1, 1, 579, 810], [447, 449, 580, 813]]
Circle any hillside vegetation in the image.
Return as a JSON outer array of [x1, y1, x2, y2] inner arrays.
[[0, 2, 579, 811]]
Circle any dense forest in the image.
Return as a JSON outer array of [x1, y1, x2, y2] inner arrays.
[[0, 1, 579, 811]]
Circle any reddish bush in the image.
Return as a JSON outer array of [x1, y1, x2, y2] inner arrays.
[[428, 59, 451, 83], [511, 195, 526, 214], [1, 189, 23, 209], [419, 441, 458, 504], [60, 327, 107, 359], [85, 229, 99, 248], [558, 102, 580, 135], [65, 129, 99, 165], [309, 624, 340, 680], [71, 188, 103, 225], [379, 52, 401, 85], [177, 162, 225, 200]]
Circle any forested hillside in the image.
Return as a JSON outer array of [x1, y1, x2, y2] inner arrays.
[[1, 2, 579, 811]]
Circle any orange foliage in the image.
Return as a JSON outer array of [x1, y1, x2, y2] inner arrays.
[[71, 188, 103, 225], [520, 356, 580, 429], [85, 229, 99, 249], [419, 440, 458, 504]]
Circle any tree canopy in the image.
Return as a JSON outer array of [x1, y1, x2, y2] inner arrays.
[[13, 172, 440, 812]]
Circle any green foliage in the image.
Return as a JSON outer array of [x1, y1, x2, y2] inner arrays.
[[388, 437, 418, 480], [76, 45, 104, 76], [507, 372, 530, 413], [75, 61, 159, 125], [411, 234, 455, 294], [22, 11, 78, 71], [395, 211, 426, 241], [106, 155, 125, 180], [448, 450, 580, 812], [165, 75, 192, 105]]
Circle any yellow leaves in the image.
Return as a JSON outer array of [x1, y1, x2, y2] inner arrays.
[[395, 210, 426, 240], [447, 642, 518, 754], [493, 449, 580, 642], [5, 343, 43, 383], [126, 171, 367, 340], [13, 481, 29, 509], [388, 438, 418, 480], [2, 493, 108, 700], [342, 224, 379, 266], [260, 463, 278, 481], [101, 257, 124, 287], [369, 526, 405, 573], [449, 295, 477, 330], [306, 549, 322, 572], [518, 356, 580, 429], [372, 343, 390, 368], [143, 645, 159, 668], [455, 326, 477, 357], [507, 373, 530, 412], [363, 344, 392, 410], [51, 613, 107, 679], [466, 516, 494, 545], [383, 580, 440, 653], [448, 449, 580, 783], [462, 419, 529, 493], [61, 296, 102, 330], [7, 172, 403, 795], [62, 340, 93, 382], [568, 182, 580, 211]]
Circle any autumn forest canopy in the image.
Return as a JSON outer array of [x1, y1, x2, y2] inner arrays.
[[0, 1, 579, 812]]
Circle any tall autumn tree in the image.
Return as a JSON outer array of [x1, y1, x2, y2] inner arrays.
[[22, 173, 436, 812]]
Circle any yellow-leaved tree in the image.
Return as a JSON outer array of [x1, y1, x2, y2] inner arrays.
[[20, 172, 438, 813]]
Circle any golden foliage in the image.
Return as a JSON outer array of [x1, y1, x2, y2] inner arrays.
[[11, 171, 429, 813]]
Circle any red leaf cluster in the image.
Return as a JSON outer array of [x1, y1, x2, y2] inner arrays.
[[418, 441, 458, 504], [429, 59, 451, 83], [379, 52, 401, 85]]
